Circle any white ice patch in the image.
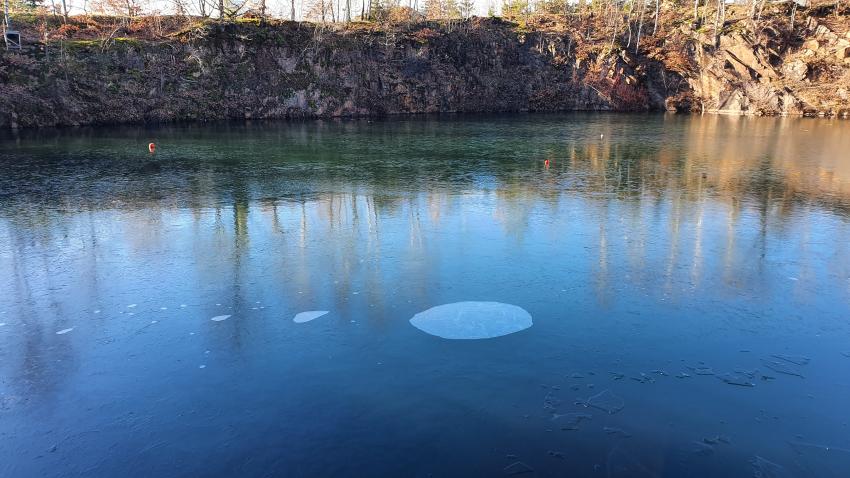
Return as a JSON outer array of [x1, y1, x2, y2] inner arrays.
[[409, 301, 532, 339], [293, 311, 329, 323], [127, 304, 137, 308], [0, 323, 5, 327], [56, 328, 74, 335], [210, 315, 231, 322]]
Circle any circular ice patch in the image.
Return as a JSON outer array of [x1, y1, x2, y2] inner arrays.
[[409, 301, 532, 339]]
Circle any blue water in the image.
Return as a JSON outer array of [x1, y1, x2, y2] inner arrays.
[[1, 114, 849, 477]]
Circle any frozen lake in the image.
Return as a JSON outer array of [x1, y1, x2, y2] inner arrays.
[[1, 114, 850, 476]]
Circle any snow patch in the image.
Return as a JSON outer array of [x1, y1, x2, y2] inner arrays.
[[293, 311, 329, 323], [409, 301, 532, 339]]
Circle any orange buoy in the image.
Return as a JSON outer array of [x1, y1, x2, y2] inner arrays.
[[148, 142, 156, 153], [544, 159, 550, 168]]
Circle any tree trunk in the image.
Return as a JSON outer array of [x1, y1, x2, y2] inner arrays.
[[60, 0, 68, 21], [790, 1, 797, 29], [635, 0, 646, 53], [714, 0, 724, 46], [653, 0, 659, 35]]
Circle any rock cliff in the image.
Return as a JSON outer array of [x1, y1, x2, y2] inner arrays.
[[1, 7, 848, 129]]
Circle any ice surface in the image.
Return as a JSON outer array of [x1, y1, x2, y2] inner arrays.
[[409, 302, 532, 339], [579, 389, 624, 415], [604, 427, 632, 438], [210, 315, 231, 322], [542, 392, 561, 411], [552, 412, 592, 430], [630, 373, 655, 384], [789, 441, 850, 477], [503, 461, 534, 475], [293, 311, 329, 323], [687, 365, 715, 375], [772, 355, 810, 366], [127, 304, 137, 308], [761, 359, 804, 377], [56, 328, 74, 335], [687, 441, 714, 456], [717, 371, 756, 387], [750, 456, 792, 478], [0, 323, 5, 327]]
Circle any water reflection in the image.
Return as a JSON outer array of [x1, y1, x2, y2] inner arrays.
[[1, 114, 850, 477]]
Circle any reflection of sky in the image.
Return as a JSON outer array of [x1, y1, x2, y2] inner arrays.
[[2, 184, 849, 337], [2, 114, 850, 477]]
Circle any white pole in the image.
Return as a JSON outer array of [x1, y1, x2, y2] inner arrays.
[[4, 0, 11, 31]]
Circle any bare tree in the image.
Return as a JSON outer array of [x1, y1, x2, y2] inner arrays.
[[635, 0, 646, 53], [653, 0, 659, 34], [459, 0, 473, 18]]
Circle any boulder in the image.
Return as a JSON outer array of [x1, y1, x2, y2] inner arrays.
[[803, 39, 820, 51], [782, 59, 808, 82], [837, 46, 850, 60]]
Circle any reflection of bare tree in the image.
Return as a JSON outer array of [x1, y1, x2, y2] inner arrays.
[[3, 115, 850, 395], [1, 217, 77, 405]]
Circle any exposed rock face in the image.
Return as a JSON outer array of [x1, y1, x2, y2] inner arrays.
[[1, 13, 848, 129], [0, 20, 667, 129], [673, 15, 850, 116]]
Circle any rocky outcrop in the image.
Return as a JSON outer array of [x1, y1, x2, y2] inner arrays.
[[0, 19, 669, 129], [1, 11, 848, 129], [669, 15, 850, 116]]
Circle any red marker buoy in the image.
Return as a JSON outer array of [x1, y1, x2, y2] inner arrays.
[[148, 142, 156, 153], [544, 159, 550, 168]]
